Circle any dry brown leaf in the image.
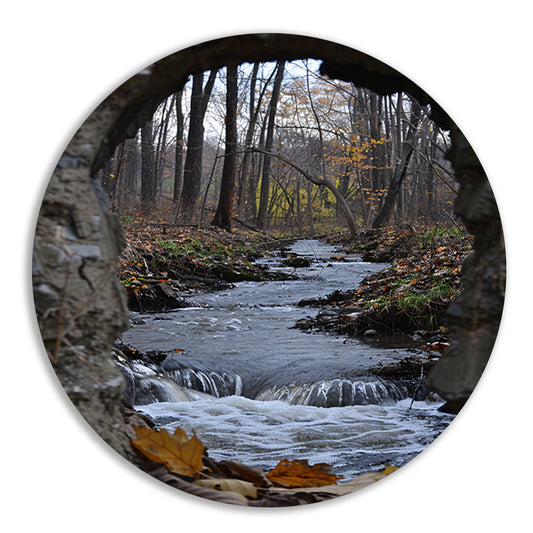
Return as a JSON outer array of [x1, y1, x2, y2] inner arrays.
[[131, 426, 205, 478], [266, 459, 340, 488], [215, 459, 272, 488], [380, 465, 399, 476], [269, 464, 400, 496], [194, 478, 258, 500]]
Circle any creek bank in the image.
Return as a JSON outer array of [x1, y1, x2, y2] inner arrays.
[[118, 223, 296, 312], [297, 226, 472, 345]]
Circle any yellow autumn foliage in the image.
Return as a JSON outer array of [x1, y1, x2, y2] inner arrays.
[[131, 426, 205, 478]]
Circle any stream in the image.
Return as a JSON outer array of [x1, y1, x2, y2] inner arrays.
[[117, 239, 453, 480]]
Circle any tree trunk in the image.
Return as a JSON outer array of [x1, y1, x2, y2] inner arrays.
[[173, 89, 184, 204], [372, 99, 422, 228], [140, 119, 156, 214], [257, 60, 285, 229], [180, 70, 217, 220], [121, 137, 138, 211], [211, 66, 238, 231], [236, 63, 259, 210], [154, 97, 172, 202]]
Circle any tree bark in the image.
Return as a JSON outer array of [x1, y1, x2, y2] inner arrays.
[[180, 70, 217, 220], [211, 66, 238, 231], [140, 119, 156, 214], [173, 89, 184, 204], [257, 60, 285, 229]]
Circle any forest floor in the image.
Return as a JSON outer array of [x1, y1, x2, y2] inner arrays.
[[116, 219, 472, 505]]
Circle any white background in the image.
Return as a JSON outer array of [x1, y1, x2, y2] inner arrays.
[[2, 1, 531, 530]]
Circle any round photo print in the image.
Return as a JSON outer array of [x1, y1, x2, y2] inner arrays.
[[32, 34, 505, 507]]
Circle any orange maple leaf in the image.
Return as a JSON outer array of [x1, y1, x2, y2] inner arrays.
[[266, 459, 340, 488], [131, 426, 205, 478]]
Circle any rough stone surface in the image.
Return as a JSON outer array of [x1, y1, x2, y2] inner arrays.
[[425, 130, 505, 401], [33, 163, 131, 458], [32, 33, 505, 459]]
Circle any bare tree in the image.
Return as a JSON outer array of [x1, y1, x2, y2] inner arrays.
[[257, 60, 285, 229], [140, 119, 156, 214], [212, 66, 239, 231], [236, 63, 274, 216], [173, 89, 184, 204], [250, 148, 358, 238], [179, 70, 217, 219], [372, 98, 422, 228]]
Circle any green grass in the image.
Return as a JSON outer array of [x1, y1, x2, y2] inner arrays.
[[365, 275, 457, 313]]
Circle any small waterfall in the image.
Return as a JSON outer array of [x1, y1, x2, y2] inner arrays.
[[115, 347, 419, 407], [134, 376, 212, 404], [113, 348, 243, 405], [166, 368, 243, 398], [255, 377, 410, 407]]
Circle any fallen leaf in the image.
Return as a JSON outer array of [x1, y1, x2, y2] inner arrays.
[[131, 426, 205, 478], [194, 478, 258, 499], [269, 465, 399, 497], [215, 460, 272, 488], [381, 465, 399, 476], [266, 459, 340, 488]]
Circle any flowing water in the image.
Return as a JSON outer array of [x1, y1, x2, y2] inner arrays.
[[117, 239, 453, 480]]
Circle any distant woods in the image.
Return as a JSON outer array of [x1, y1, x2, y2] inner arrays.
[[98, 60, 457, 235]]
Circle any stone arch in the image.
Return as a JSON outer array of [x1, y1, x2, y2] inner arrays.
[[32, 34, 505, 458]]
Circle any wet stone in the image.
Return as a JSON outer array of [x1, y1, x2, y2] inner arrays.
[[282, 256, 311, 268], [325, 380, 342, 407]]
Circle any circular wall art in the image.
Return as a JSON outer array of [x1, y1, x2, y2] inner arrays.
[[32, 33, 505, 507]]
